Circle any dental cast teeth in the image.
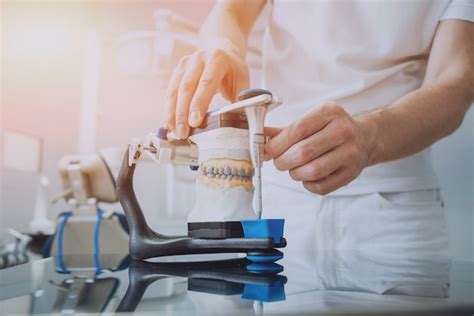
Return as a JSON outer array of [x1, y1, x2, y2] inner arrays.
[[199, 164, 253, 178], [198, 172, 252, 182], [197, 158, 255, 191]]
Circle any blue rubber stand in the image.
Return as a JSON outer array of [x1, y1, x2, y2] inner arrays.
[[240, 219, 285, 265], [240, 219, 285, 245]]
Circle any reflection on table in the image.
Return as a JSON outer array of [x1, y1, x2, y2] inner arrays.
[[2, 247, 471, 315]]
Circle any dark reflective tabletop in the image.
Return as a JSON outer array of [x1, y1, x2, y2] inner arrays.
[[1, 251, 473, 315]]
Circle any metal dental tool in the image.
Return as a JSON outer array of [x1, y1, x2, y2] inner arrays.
[[239, 89, 275, 219]]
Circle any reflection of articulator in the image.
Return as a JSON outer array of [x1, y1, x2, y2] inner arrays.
[[31, 254, 131, 314], [117, 88, 287, 266], [0, 228, 31, 269], [116, 258, 287, 313], [29, 254, 285, 314]]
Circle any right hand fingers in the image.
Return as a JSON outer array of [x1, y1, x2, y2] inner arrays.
[[164, 57, 187, 131], [165, 50, 230, 139], [188, 50, 229, 128], [174, 53, 205, 139]]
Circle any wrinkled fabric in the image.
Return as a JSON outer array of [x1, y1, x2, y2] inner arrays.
[[262, 181, 449, 256]]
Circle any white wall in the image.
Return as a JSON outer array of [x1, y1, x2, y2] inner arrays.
[[1, 2, 85, 230]]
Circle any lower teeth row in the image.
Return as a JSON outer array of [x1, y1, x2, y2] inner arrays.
[[201, 173, 252, 181]]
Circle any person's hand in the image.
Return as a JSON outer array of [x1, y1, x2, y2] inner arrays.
[[164, 46, 249, 139], [264, 102, 375, 195]]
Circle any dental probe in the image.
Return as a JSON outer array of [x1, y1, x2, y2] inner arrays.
[[237, 89, 273, 220]]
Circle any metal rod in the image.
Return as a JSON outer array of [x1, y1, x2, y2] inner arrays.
[[255, 166, 262, 219], [253, 135, 265, 219]]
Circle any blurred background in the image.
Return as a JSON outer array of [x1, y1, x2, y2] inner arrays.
[[0, 1, 472, 262]]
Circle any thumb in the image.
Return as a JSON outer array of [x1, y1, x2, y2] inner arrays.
[[264, 127, 283, 138], [263, 127, 283, 161]]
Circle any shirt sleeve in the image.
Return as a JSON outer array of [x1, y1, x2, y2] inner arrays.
[[440, 0, 474, 22]]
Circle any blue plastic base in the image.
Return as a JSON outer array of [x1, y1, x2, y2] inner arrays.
[[240, 219, 285, 245]]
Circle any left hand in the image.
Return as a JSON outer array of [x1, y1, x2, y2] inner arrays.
[[264, 102, 372, 195]]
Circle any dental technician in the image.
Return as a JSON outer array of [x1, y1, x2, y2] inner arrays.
[[164, 0, 474, 254]]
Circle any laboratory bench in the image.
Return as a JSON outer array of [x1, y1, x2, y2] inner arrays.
[[0, 250, 473, 315]]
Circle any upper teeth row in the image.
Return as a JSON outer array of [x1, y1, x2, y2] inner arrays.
[[200, 165, 254, 177]]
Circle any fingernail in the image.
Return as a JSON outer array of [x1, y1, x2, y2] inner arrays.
[[189, 111, 200, 126], [177, 123, 187, 139]]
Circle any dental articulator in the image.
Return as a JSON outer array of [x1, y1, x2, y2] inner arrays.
[[116, 89, 287, 267]]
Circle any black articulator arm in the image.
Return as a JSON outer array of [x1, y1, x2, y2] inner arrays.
[[116, 148, 284, 261]]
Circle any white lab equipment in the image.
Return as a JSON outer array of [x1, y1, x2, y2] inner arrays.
[[29, 176, 55, 235], [47, 153, 129, 257]]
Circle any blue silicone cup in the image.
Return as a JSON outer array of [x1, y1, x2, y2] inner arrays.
[[240, 219, 285, 246]]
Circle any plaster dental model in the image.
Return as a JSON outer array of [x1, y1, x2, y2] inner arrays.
[[188, 128, 255, 222]]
